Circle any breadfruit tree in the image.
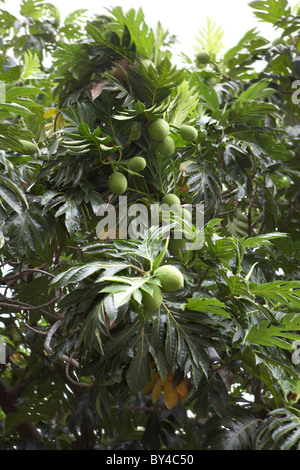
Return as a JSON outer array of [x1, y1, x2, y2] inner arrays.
[[1, 0, 300, 450]]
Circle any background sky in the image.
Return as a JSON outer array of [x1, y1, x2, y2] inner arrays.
[[4, 0, 296, 61]]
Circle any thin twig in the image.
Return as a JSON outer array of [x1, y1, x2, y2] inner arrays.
[[65, 356, 93, 388], [7, 309, 49, 361], [281, 198, 298, 232], [23, 322, 48, 335], [111, 405, 167, 412], [0, 265, 54, 284], [0, 295, 59, 321], [44, 316, 64, 354], [0, 260, 12, 269], [248, 188, 258, 237], [195, 267, 210, 291], [44, 314, 80, 368], [0, 293, 61, 311]]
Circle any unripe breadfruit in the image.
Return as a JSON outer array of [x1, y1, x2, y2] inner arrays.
[[168, 237, 186, 256], [161, 194, 181, 207], [292, 57, 300, 78], [108, 172, 128, 195], [148, 119, 169, 141], [152, 202, 180, 225], [142, 284, 163, 311], [196, 51, 210, 65], [154, 265, 184, 292], [272, 37, 286, 46], [156, 136, 175, 156], [128, 156, 147, 172], [207, 76, 217, 87], [174, 206, 192, 223], [150, 202, 161, 224], [19, 139, 36, 154], [180, 125, 198, 142]]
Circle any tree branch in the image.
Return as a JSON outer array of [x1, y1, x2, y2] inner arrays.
[[0, 295, 59, 322], [44, 314, 80, 368], [281, 198, 299, 232], [111, 404, 167, 412], [0, 265, 54, 285]]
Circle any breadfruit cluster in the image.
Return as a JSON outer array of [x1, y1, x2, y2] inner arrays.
[[148, 119, 175, 156], [148, 118, 169, 141], [160, 194, 191, 256], [108, 156, 147, 195], [141, 265, 184, 312], [156, 136, 175, 156], [148, 118, 198, 157]]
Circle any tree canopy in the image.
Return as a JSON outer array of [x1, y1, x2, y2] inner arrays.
[[1, 0, 300, 451]]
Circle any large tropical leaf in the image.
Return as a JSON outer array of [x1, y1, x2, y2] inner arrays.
[[255, 407, 300, 450], [249, 0, 291, 24]]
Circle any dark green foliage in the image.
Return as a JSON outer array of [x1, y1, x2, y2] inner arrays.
[[1, 0, 300, 451]]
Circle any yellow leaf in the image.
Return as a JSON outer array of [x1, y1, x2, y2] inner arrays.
[[143, 371, 160, 395], [43, 107, 58, 118], [163, 373, 179, 410], [151, 378, 163, 404], [175, 378, 188, 398], [56, 114, 65, 129]]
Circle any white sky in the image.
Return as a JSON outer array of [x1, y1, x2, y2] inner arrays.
[[2, 0, 297, 59]]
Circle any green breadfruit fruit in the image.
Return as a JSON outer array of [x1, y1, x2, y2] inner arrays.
[[272, 37, 286, 46], [173, 206, 192, 223], [150, 202, 161, 224], [19, 139, 36, 154], [148, 119, 169, 141], [206, 76, 217, 87], [156, 136, 175, 156], [168, 237, 186, 256], [128, 156, 147, 172], [292, 57, 300, 78], [151, 202, 179, 225], [196, 51, 210, 65], [108, 172, 128, 195], [180, 125, 198, 142], [142, 284, 163, 311], [154, 265, 184, 292], [161, 194, 181, 207]]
